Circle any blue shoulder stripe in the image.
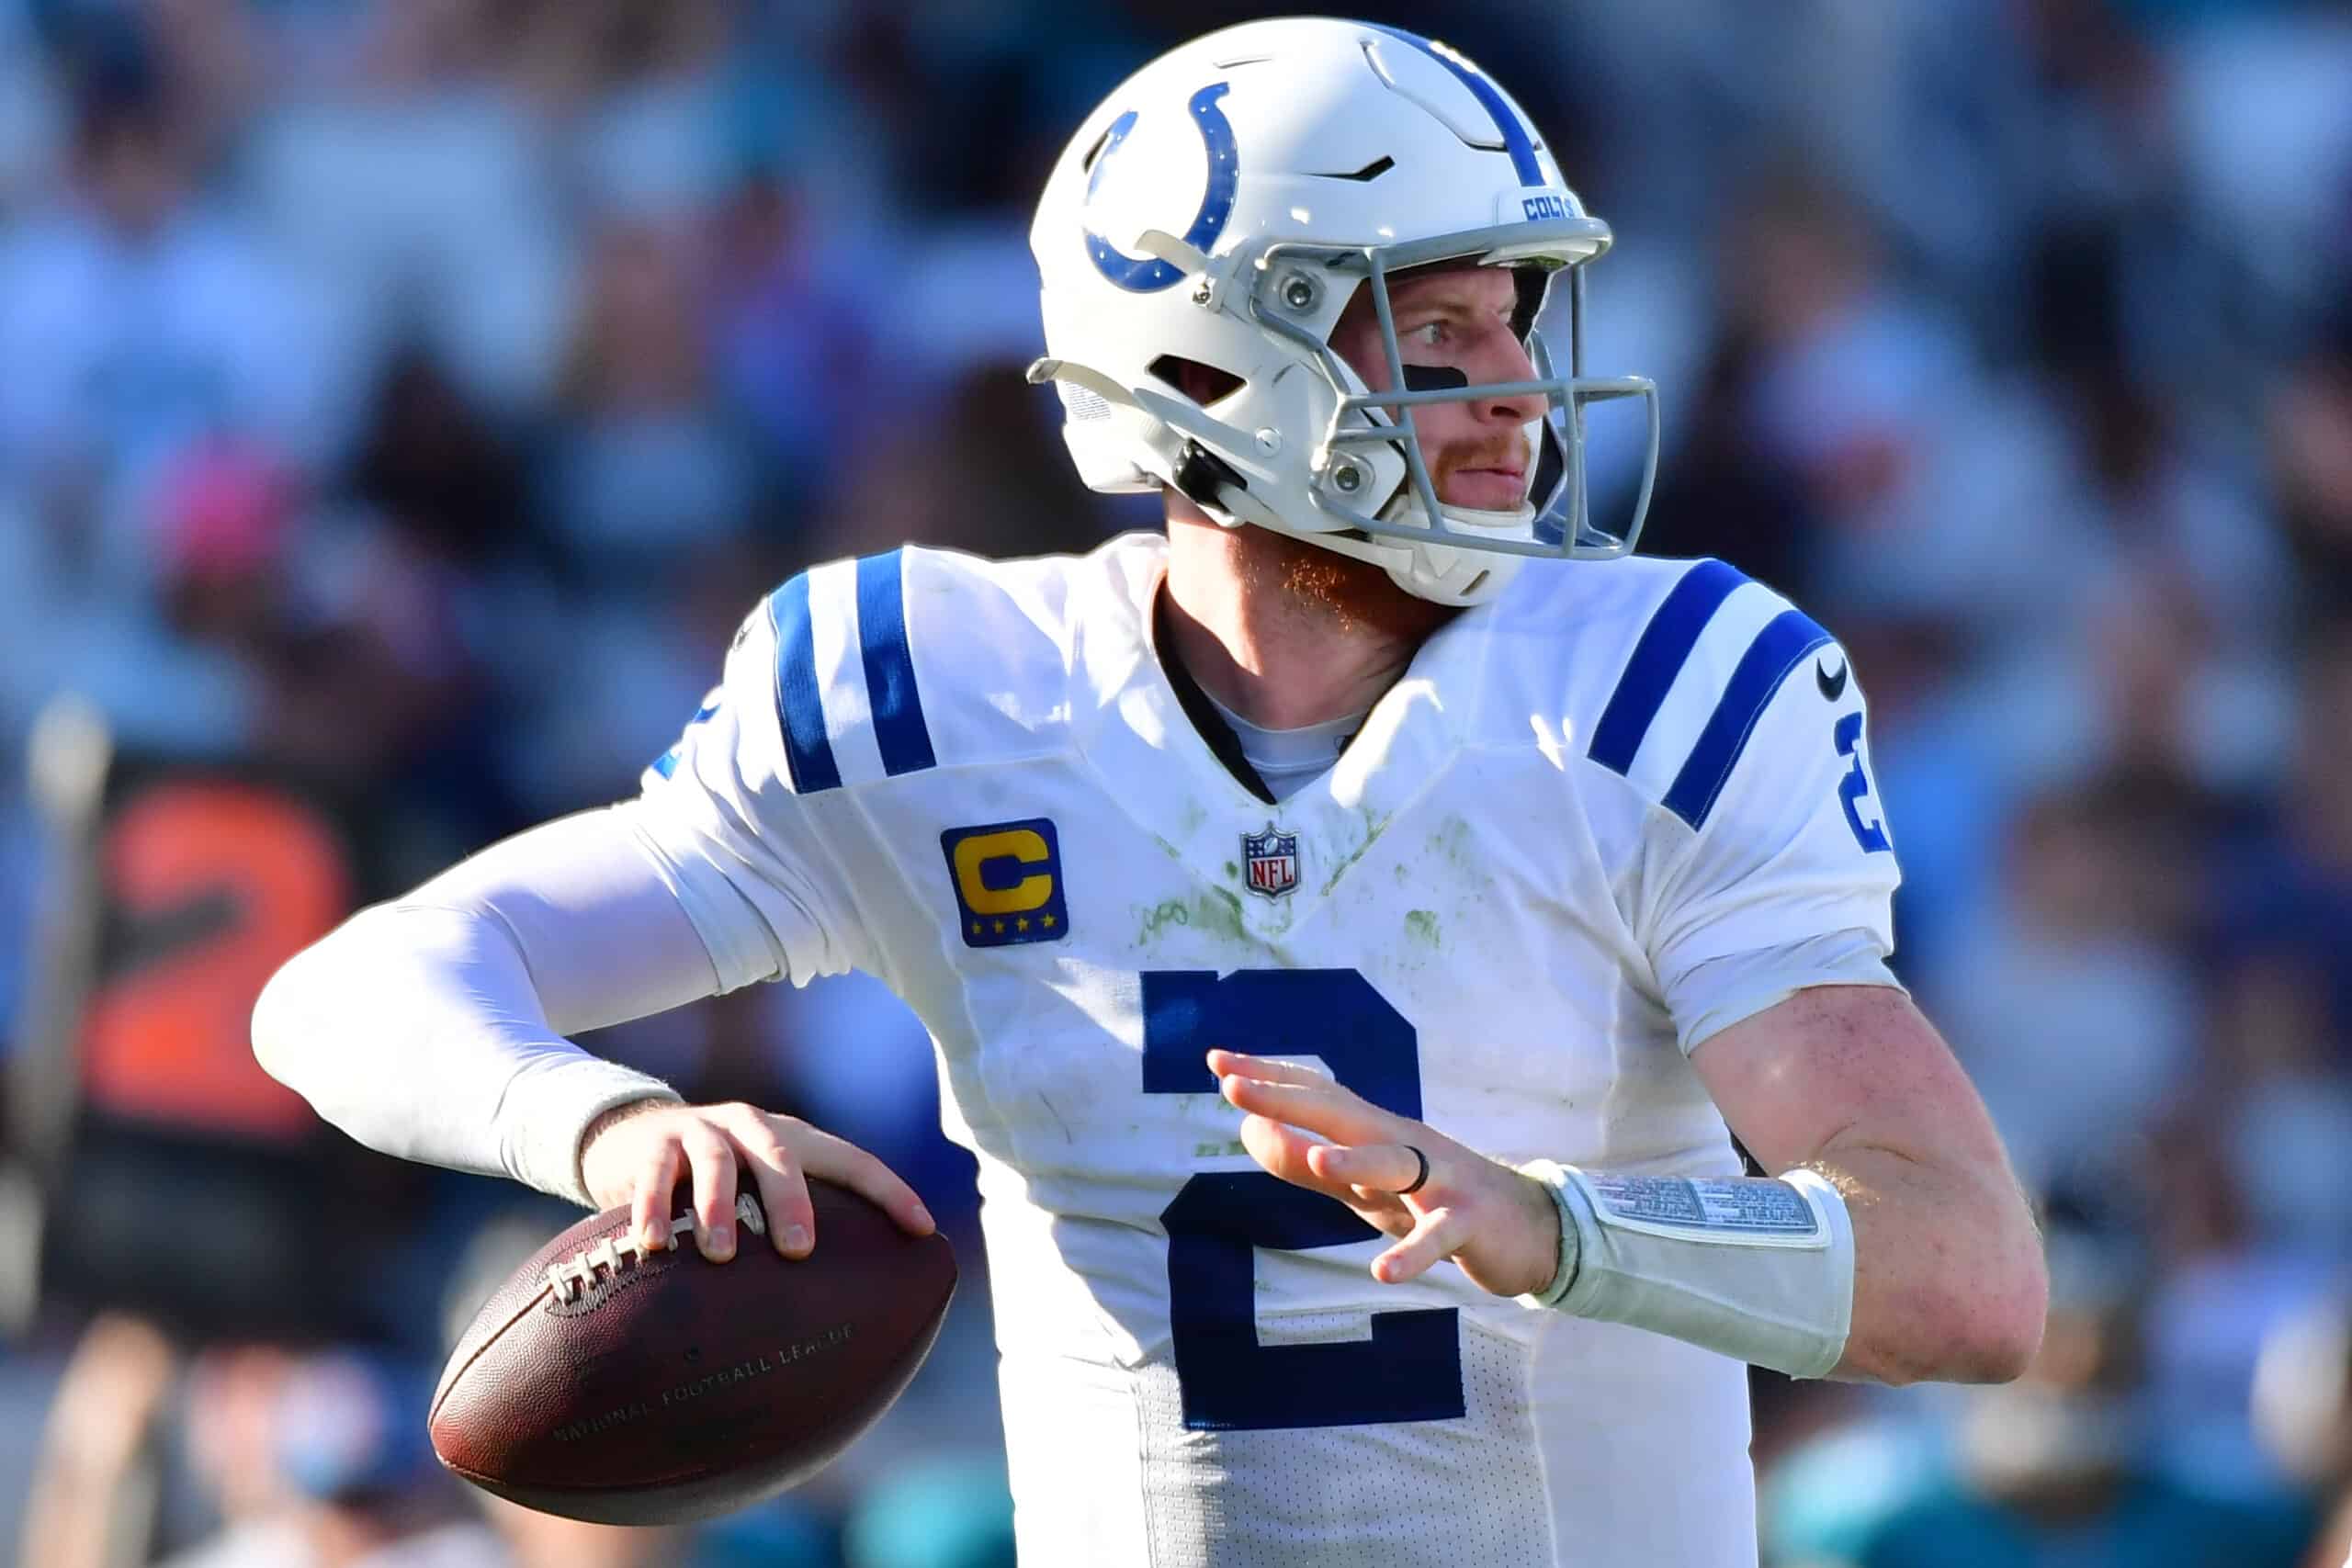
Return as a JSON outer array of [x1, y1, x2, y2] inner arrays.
[[855, 550, 937, 777], [770, 573, 842, 794], [1587, 558, 1746, 776], [1660, 608, 1832, 829]]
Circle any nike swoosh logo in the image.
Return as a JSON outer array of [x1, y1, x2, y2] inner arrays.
[[1815, 657, 1849, 702]]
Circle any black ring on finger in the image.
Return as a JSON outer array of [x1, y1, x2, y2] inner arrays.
[[1397, 1145, 1430, 1197]]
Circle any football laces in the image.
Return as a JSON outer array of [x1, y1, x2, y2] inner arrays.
[[544, 1192, 769, 1302]]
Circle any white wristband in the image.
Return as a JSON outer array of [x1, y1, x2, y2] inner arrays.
[[1516, 1160, 1856, 1380], [1520, 1161, 1585, 1308]]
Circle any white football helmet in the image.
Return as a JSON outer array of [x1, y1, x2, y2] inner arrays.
[[1028, 17, 1658, 605]]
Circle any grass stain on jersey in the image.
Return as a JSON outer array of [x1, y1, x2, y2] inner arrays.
[[1315, 805, 1393, 897], [1135, 891, 1246, 947], [1405, 909, 1441, 947], [1196, 888, 1245, 943], [1138, 898, 1191, 945]]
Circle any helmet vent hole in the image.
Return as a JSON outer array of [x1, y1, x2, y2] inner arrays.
[[1307, 156, 1396, 183], [1462, 570, 1490, 597], [1080, 127, 1113, 175], [1149, 355, 1245, 407]]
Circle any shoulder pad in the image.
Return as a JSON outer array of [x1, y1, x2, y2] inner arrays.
[[1582, 558, 1833, 830], [763, 546, 1087, 792]]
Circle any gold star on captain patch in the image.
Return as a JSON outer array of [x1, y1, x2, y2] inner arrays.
[[969, 920, 982, 936], [992, 919, 1006, 934], [1016, 917, 1031, 931], [1041, 913, 1057, 929]]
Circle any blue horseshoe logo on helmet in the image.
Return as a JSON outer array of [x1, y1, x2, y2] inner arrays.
[[1084, 82, 1238, 293]]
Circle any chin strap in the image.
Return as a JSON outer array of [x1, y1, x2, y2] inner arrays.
[[1032, 351, 1531, 602], [1170, 442, 1250, 513], [1026, 355, 1143, 413], [1032, 355, 1295, 530]]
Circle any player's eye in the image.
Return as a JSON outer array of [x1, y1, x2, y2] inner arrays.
[[1407, 321, 1448, 350]]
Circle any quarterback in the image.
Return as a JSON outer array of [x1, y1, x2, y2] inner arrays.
[[254, 18, 2045, 1565]]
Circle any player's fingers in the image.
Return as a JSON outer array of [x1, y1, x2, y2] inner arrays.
[[683, 1126, 740, 1262], [1239, 1117, 1415, 1235], [726, 1121, 814, 1259], [1209, 1052, 1387, 1130], [790, 1122, 937, 1239], [1206, 1050, 1343, 1092], [1236, 1112, 1335, 1192], [1218, 1071, 1392, 1146], [1308, 1140, 1429, 1199], [1347, 1186, 1414, 1231], [709, 1104, 813, 1254], [1372, 1207, 1471, 1285], [631, 1137, 684, 1255]]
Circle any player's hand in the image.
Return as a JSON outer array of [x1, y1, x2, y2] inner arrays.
[[579, 1100, 934, 1265], [1210, 1050, 1561, 1299]]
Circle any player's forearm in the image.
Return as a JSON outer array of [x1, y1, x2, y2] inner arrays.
[[1811, 1141, 2046, 1386], [253, 902, 681, 1201], [1517, 1160, 1858, 1378], [251, 807, 722, 1204], [1515, 1145, 2036, 1384]]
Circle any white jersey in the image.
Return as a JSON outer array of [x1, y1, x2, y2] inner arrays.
[[631, 533, 1902, 1567]]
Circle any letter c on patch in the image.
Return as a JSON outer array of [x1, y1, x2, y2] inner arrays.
[[954, 829, 1055, 915]]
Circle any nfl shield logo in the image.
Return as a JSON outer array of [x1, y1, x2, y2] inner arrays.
[[1241, 822, 1299, 901]]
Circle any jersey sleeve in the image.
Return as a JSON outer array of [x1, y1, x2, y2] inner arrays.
[[1595, 561, 1905, 1051], [629, 572, 875, 992]]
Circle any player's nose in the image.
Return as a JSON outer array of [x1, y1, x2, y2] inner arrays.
[[1474, 331, 1545, 426]]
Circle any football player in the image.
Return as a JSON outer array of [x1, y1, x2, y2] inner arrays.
[[254, 18, 2045, 1564]]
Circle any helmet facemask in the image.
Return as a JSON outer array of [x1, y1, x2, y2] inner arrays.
[[1250, 224, 1661, 578]]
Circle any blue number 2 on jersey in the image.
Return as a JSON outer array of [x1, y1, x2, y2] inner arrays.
[[1834, 711, 1893, 853], [1141, 969, 1465, 1431]]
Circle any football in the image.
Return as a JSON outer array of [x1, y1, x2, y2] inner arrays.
[[429, 1179, 956, 1525]]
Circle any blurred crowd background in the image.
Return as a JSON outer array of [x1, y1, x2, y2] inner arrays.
[[0, 0, 2347, 1564]]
